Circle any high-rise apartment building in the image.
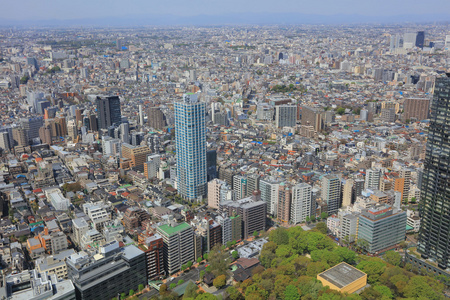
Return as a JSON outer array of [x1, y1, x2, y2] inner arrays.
[[418, 74, 450, 270], [301, 106, 324, 132], [321, 175, 342, 215], [148, 107, 166, 129], [233, 175, 247, 200], [207, 178, 232, 209], [403, 98, 430, 121], [246, 174, 260, 197], [219, 194, 266, 239], [12, 127, 28, 147], [96, 96, 122, 129], [275, 105, 297, 128], [365, 169, 381, 190], [291, 183, 312, 224], [260, 178, 280, 215], [342, 179, 354, 207], [277, 182, 291, 225], [0, 131, 10, 151], [175, 93, 206, 201], [156, 221, 194, 274]]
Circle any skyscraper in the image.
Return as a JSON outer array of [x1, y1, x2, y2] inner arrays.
[[96, 96, 122, 129], [175, 93, 206, 201], [418, 74, 450, 270], [415, 31, 425, 49]]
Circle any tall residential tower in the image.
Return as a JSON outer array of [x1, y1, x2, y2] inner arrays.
[[175, 93, 206, 201], [418, 74, 450, 270]]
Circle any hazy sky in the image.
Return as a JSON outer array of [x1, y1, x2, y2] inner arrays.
[[2, 0, 450, 20]]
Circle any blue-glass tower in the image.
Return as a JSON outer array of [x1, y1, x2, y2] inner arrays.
[[175, 93, 206, 201]]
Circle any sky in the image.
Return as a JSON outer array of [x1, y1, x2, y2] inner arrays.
[[1, 0, 450, 22]]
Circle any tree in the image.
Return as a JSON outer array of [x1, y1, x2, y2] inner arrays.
[[169, 283, 176, 290], [305, 216, 311, 223], [208, 244, 229, 277], [197, 257, 203, 264], [178, 279, 185, 285], [410, 197, 416, 203], [159, 284, 167, 295], [203, 253, 208, 260], [226, 241, 233, 248], [129, 289, 134, 296], [383, 251, 402, 266], [138, 284, 144, 292], [187, 261, 193, 269], [199, 270, 205, 281], [357, 259, 387, 284], [284, 285, 300, 300], [314, 222, 328, 235], [181, 264, 187, 271], [120, 293, 126, 299], [196, 294, 217, 300], [232, 251, 239, 260], [20, 75, 29, 84], [253, 230, 259, 238], [226, 286, 243, 300], [184, 281, 199, 299], [333, 247, 356, 264], [213, 274, 226, 289], [269, 227, 289, 245], [336, 107, 346, 115], [320, 212, 328, 220], [311, 215, 316, 222]]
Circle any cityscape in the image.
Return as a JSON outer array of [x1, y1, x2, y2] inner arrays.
[[0, 6, 449, 300]]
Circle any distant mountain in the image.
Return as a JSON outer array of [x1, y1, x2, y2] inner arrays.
[[1, 12, 449, 27]]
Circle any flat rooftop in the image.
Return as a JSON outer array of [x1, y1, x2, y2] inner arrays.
[[318, 262, 366, 289]]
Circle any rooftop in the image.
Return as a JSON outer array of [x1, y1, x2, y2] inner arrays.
[[158, 222, 191, 236], [318, 262, 366, 289]]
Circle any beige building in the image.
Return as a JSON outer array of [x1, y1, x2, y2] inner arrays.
[[121, 143, 151, 172]]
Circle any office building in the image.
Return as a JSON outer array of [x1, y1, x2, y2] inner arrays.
[[156, 221, 194, 274], [0, 269, 75, 300], [67, 242, 146, 300], [415, 31, 425, 48], [275, 105, 297, 128], [96, 96, 122, 129], [21, 117, 44, 143], [417, 74, 450, 270], [175, 93, 207, 201], [291, 183, 312, 224], [207, 150, 217, 182], [321, 175, 342, 215], [89, 114, 98, 132], [148, 107, 166, 129], [357, 204, 406, 254], [121, 143, 151, 172], [403, 98, 430, 121]]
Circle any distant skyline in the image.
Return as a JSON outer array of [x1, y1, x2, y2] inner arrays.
[[1, 0, 450, 25]]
